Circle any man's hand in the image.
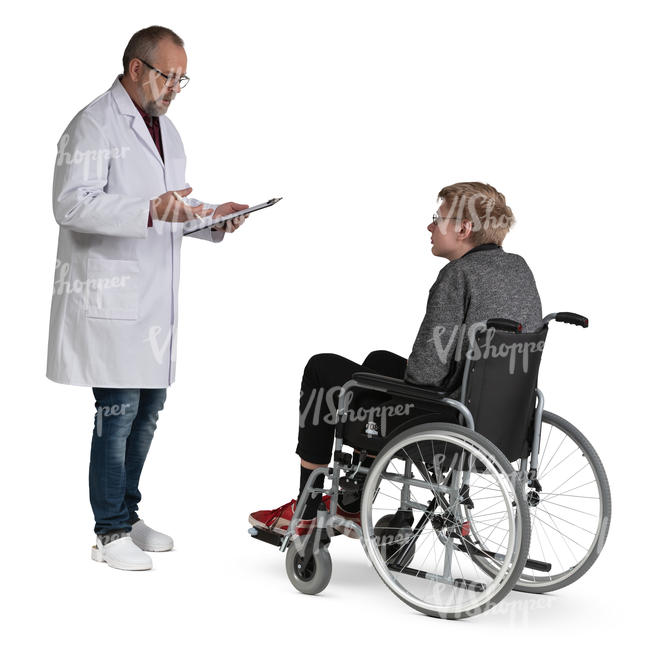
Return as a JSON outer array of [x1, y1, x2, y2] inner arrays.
[[150, 187, 213, 223], [211, 202, 250, 233]]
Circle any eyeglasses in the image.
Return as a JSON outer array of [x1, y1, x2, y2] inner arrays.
[[431, 210, 447, 226], [139, 59, 190, 89]]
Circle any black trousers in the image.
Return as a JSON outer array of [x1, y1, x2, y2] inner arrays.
[[295, 350, 458, 464]]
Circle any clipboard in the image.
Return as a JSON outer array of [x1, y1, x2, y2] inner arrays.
[[183, 197, 283, 235]]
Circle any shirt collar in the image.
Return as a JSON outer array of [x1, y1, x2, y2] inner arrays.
[[460, 242, 502, 259], [133, 100, 156, 128]]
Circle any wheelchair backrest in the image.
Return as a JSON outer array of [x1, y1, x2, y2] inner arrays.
[[461, 325, 548, 462]]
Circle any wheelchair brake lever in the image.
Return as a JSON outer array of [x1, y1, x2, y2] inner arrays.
[[349, 450, 368, 479]]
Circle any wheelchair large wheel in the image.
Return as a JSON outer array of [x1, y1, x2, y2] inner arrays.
[[515, 411, 611, 593], [360, 422, 530, 620], [465, 411, 611, 593]]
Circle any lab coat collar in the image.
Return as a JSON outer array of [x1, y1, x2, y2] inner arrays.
[[110, 74, 140, 116], [110, 75, 164, 168]]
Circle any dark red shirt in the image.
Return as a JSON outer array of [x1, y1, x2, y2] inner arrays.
[[132, 101, 164, 228], [135, 102, 164, 162]]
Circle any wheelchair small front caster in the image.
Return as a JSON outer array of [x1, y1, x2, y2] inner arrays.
[[286, 542, 332, 595]]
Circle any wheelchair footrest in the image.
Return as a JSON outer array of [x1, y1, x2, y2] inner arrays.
[[453, 540, 552, 573], [525, 557, 552, 573], [386, 563, 486, 592], [248, 526, 284, 547], [453, 578, 486, 592], [338, 476, 364, 494]]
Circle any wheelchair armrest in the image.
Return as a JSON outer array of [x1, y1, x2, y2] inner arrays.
[[351, 372, 449, 405], [486, 318, 522, 333]]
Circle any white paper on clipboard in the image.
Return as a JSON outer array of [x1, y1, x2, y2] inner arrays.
[[182, 197, 283, 236]]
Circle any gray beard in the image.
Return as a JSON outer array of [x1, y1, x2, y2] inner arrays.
[[142, 98, 167, 117], [136, 86, 168, 117]]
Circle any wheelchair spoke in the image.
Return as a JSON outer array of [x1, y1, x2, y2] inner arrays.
[[527, 498, 590, 573], [538, 424, 567, 479], [412, 443, 439, 494], [542, 446, 581, 478], [534, 504, 593, 548], [505, 412, 610, 592], [531, 508, 564, 575], [540, 462, 591, 500], [361, 425, 527, 618], [540, 480, 597, 502], [376, 489, 407, 504], [470, 517, 512, 538], [537, 423, 553, 473], [534, 510, 583, 567], [536, 499, 597, 518]]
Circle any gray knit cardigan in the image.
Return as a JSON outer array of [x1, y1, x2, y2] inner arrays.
[[405, 244, 543, 400]]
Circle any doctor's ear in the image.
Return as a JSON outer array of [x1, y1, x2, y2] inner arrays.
[[126, 58, 144, 82]]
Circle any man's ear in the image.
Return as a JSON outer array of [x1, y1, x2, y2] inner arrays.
[[127, 58, 143, 83], [458, 219, 474, 241]]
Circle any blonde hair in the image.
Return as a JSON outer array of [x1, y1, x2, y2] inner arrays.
[[438, 182, 515, 246]]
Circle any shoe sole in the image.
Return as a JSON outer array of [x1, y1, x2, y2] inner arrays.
[[248, 515, 318, 536], [91, 545, 153, 571], [248, 514, 290, 532], [132, 542, 173, 552], [248, 511, 360, 537]]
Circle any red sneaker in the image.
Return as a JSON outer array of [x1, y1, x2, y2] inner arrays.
[[248, 499, 316, 536], [321, 494, 362, 538], [335, 503, 362, 538]]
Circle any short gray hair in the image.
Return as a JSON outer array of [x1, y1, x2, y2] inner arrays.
[[122, 25, 184, 74]]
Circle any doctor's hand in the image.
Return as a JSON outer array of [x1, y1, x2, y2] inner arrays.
[[150, 187, 213, 222], [211, 202, 250, 233]]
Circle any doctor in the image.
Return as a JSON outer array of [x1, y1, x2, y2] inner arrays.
[[47, 25, 249, 571]]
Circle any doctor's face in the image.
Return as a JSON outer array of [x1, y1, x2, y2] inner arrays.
[[135, 38, 187, 117]]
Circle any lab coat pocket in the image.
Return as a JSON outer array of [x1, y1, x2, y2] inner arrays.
[[85, 258, 140, 320]]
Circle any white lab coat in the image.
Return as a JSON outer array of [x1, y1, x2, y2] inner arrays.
[[47, 75, 226, 388]]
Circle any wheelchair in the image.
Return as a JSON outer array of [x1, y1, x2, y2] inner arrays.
[[248, 312, 611, 620]]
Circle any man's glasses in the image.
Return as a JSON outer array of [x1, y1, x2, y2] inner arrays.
[[139, 59, 190, 89], [431, 210, 446, 226]]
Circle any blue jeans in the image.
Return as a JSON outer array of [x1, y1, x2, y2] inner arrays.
[[89, 387, 167, 535]]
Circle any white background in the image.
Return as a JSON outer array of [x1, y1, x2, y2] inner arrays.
[[1, 0, 646, 646]]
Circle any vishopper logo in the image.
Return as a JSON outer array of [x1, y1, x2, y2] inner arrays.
[[403, 448, 521, 484], [52, 259, 132, 303], [144, 325, 174, 365], [435, 193, 511, 235], [427, 323, 544, 374], [441, 593, 555, 630], [469, 327, 545, 374], [299, 385, 414, 434], [94, 402, 131, 438], [149, 192, 217, 226], [56, 133, 130, 180]]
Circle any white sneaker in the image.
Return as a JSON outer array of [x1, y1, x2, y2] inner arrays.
[[91, 535, 153, 571], [130, 519, 174, 552]]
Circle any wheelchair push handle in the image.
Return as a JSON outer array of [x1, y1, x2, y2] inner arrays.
[[542, 312, 589, 328], [555, 312, 589, 328]]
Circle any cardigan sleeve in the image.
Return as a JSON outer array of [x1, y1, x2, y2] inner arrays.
[[405, 264, 468, 390]]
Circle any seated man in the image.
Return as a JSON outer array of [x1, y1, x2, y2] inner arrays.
[[249, 182, 543, 535]]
